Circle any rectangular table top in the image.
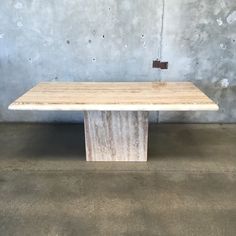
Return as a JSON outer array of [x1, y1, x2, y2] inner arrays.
[[9, 82, 219, 111]]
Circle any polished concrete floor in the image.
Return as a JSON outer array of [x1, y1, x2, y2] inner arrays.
[[0, 123, 236, 236]]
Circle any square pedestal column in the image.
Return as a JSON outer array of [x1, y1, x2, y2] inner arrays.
[[84, 111, 149, 162]]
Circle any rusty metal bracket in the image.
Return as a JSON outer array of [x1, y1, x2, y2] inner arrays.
[[153, 60, 168, 69]]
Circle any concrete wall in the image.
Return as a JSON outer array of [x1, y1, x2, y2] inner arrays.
[[160, 0, 236, 123], [0, 0, 235, 123]]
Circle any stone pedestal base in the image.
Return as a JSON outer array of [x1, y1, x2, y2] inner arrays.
[[84, 111, 149, 162]]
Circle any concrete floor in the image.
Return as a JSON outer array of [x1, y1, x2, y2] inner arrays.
[[0, 124, 236, 236]]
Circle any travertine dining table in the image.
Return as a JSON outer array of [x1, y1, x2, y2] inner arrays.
[[9, 82, 218, 162]]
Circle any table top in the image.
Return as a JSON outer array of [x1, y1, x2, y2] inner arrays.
[[9, 82, 219, 111]]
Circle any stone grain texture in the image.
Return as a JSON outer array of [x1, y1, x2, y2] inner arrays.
[[84, 111, 149, 161], [0, 124, 236, 235], [0, 0, 235, 122]]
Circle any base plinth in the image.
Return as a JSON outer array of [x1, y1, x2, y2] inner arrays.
[[84, 111, 149, 162]]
